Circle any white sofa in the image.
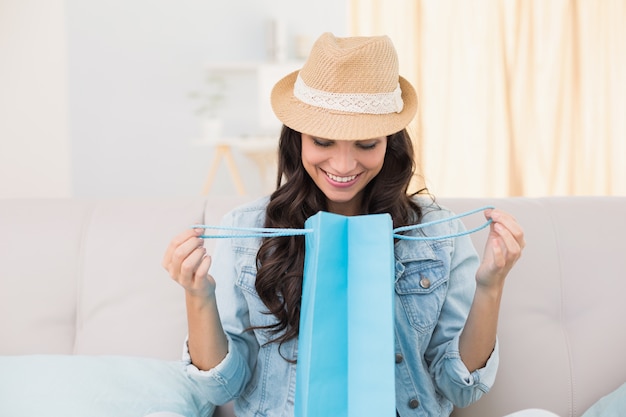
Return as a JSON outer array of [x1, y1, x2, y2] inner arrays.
[[0, 196, 625, 417]]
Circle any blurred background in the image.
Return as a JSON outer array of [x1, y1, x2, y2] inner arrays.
[[1, 0, 624, 199]]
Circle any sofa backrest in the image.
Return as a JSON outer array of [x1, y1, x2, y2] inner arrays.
[[0, 197, 247, 359], [1, 196, 625, 417], [446, 197, 626, 417]]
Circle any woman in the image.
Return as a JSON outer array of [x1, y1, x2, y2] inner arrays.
[[163, 33, 539, 417]]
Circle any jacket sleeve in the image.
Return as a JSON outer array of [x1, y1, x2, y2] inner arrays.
[[426, 216, 499, 408], [181, 209, 258, 406]]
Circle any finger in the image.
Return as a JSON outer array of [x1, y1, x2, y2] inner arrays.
[[167, 234, 205, 276], [488, 210, 525, 248], [178, 246, 207, 285], [488, 236, 506, 269], [162, 228, 202, 268], [493, 222, 523, 263], [194, 254, 212, 282]]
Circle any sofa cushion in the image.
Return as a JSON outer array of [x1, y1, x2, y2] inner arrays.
[[581, 383, 626, 417], [0, 355, 215, 417]]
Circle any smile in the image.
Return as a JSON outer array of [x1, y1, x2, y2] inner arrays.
[[325, 171, 359, 183]]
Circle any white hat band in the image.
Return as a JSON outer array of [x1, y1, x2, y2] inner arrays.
[[293, 74, 404, 115]]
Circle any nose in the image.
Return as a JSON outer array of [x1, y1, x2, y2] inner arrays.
[[331, 143, 357, 173]]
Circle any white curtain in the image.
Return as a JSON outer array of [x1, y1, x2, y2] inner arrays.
[[350, 0, 626, 197]]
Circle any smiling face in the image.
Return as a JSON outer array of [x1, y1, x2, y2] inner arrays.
[[301, 133, 387, 216]]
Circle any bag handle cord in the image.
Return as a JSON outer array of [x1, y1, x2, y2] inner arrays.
[[192, 205, 494, 241]]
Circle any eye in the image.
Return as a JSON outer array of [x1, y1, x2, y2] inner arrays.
[[356, 140, 379, 150], [312, 137, 333, 147]]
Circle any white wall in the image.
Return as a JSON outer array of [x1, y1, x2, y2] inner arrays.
[[0, 0, 348, 198], [0, 0, 72, 198]]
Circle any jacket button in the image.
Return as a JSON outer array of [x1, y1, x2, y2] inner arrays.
[[419, 277, 431, 289], [395, 353, 403, 363], [409, 399, 419, 409]]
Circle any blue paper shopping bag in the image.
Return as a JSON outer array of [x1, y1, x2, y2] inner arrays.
[[295, 211, 396, 417]]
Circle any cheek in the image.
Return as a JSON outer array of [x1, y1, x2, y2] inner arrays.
[[302, 158, 316, 179], [301, 151, 318, 179], [363, 149, 387, 172], [301, 144, 326, 168]]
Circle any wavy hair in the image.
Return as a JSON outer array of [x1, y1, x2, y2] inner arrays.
[[253, 126, 426, 353]]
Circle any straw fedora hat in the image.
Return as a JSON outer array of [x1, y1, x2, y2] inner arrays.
[[271, 32, 417, 140]]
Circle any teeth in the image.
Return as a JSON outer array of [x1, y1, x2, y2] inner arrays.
[[326, 172, 357, 183]]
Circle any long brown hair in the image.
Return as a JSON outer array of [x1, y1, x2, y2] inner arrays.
[[254, 126, 425, 352]]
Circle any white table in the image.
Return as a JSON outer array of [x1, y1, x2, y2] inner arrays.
[[192, 137, 278, 195]]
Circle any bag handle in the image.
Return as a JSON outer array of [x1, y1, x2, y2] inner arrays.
[[190, 225, 313, 239], [193, 205, 494, 241], [393, 205, 494, 241]]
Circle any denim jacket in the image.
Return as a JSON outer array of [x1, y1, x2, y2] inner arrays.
[[183, 196, 498, 417]]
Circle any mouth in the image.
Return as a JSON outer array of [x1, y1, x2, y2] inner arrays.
[[323, 170, 360, 185]]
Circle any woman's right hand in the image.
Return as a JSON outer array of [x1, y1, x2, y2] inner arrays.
[[162, 228, 215, 298], [163, 228, 229, 370]]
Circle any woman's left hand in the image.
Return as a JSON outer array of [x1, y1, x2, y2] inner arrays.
[[476, 208, 526, 290]]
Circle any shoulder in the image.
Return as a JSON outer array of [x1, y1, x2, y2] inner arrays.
[[395, 196, 475, 262], [221, 195, 269, 228], [410, 195, 457, 222], [216, 196, 270, 252], [401, 195, 468, 242]]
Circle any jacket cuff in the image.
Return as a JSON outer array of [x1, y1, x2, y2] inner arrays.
[[445, 335, 499, 390], [181, 336, 247, 405]]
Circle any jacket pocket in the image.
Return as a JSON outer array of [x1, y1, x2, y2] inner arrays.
[[395, 259, 448, 333], [236, 265, 280, 345]]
